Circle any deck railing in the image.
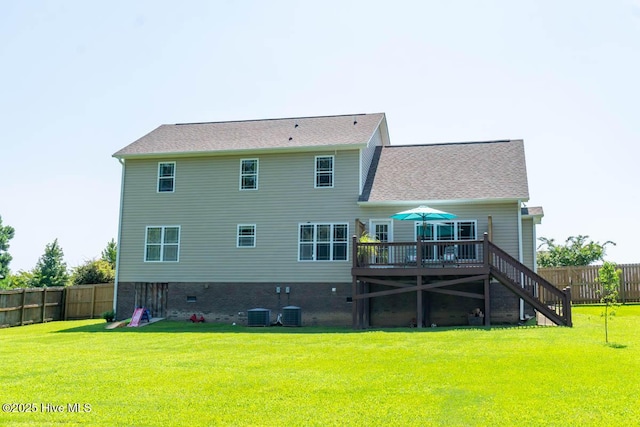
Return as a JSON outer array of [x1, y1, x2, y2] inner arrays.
[[487, 240, 572, 326], [354, 239, 485, 268]]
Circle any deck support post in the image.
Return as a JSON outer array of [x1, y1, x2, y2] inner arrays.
[[363, 282, 370, 328], [352, 235, 361, 329], [484, 276, 491, 326], [357, 282, 365, 329], [416, 275, 423, 328], [352, 277, 358, 329]]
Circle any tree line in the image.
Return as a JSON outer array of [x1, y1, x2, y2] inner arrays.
[[0, 215, 116, 289]]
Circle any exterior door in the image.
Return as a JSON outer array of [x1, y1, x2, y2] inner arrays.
[[371, 220, 392, 263]]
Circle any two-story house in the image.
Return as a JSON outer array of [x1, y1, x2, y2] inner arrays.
[[112, 113, 571, 328]]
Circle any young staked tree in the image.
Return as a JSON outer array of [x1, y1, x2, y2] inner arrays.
[[537, 235, 615, 267], [33, 239, 69, 287], [0, 215, 16, 282], [597, 261, 622, 344]]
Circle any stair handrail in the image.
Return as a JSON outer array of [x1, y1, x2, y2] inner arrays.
[[484, 233, 572, 326]]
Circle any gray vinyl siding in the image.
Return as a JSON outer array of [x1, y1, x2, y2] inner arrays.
[[360, 127, 383, 194], [118, 150, 364, 283], [359, 202, 522, 258], [521, 217, 535, 269], [118, 147, 526, 283]]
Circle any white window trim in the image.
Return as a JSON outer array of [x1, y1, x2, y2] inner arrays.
[[239, 158, 259, 191], [237, 224, 256, 248], [314, 155, 334, 189], [144, 225, 181, 262], [298, 222, 349, 262], [369, 219, 394, 242], [157, 161, 176, 193], [413, 220, 477, 241]]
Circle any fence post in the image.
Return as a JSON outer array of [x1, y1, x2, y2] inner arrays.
[[619, 266, 626, 303], [41, 287, 47, 323], [91, 285, 96, 319], [20, 288, 26, 326], [63, 287, 68, 321]]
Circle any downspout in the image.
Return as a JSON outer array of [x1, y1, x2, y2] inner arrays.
[[358, 148, 363, 195], [517, 200, 524, 320], [532, 220, 538, 273], [113, 158, 125, 317]]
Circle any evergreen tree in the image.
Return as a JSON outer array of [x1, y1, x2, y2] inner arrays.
[[33, 239, 69, 287], [0, 215, 16, 281], [100, 238, 117, 269]]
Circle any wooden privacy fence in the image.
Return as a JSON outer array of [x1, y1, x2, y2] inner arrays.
[[0, 283, 114, 328], [538, 264, 640, 304]]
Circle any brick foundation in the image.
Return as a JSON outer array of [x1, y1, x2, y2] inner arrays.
[[116, 279, 523, 327], [116, 282, 353, 326]]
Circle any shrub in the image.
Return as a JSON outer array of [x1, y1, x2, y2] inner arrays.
[[101, 310, 115, 322], [72, 259, 115, 285]]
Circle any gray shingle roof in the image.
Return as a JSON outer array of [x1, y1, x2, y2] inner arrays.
[[114, 113, 386, 158], [361, 140, 529, 202], [521, 206, 544, 216]]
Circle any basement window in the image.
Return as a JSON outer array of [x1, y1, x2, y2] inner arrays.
[[186, 296, 196, 303]]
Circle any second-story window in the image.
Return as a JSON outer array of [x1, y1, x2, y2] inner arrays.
[[158, 162, 175, 193], [315, 155, 334, 188], [240, 159, 258, 190]]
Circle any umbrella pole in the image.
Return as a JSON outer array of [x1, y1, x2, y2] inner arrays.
[[422, 219, 427, 265]]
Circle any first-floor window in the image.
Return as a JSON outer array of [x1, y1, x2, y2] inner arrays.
[[145, 226, 180, 262], [237, 224, 256, 248], [299, 223, 348, 261], [416, 220, 477, 260]]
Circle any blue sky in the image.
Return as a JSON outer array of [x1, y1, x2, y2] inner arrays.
[[2, 0, 639, 272]]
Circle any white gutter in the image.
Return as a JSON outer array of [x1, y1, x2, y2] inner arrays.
[[358, 197, 528, 207], [517, 200, 524, 320], [113, 158, 126, 315], [113, 142, 368, 160]]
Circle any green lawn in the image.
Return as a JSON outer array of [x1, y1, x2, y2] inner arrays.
[[1, 306, 639, 426]]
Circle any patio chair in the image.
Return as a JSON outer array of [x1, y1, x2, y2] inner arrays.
[[405, 247, 418, 265], [442, 245, 458, 266], [405, 246, 433, 266]]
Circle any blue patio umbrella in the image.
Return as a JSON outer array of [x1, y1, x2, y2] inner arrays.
[[390, 205, 457, 240]]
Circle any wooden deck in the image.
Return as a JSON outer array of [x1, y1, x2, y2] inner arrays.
[[351, 234, 572, 329]]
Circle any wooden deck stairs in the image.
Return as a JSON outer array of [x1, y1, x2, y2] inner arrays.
[[487, 239, 572, 327]]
